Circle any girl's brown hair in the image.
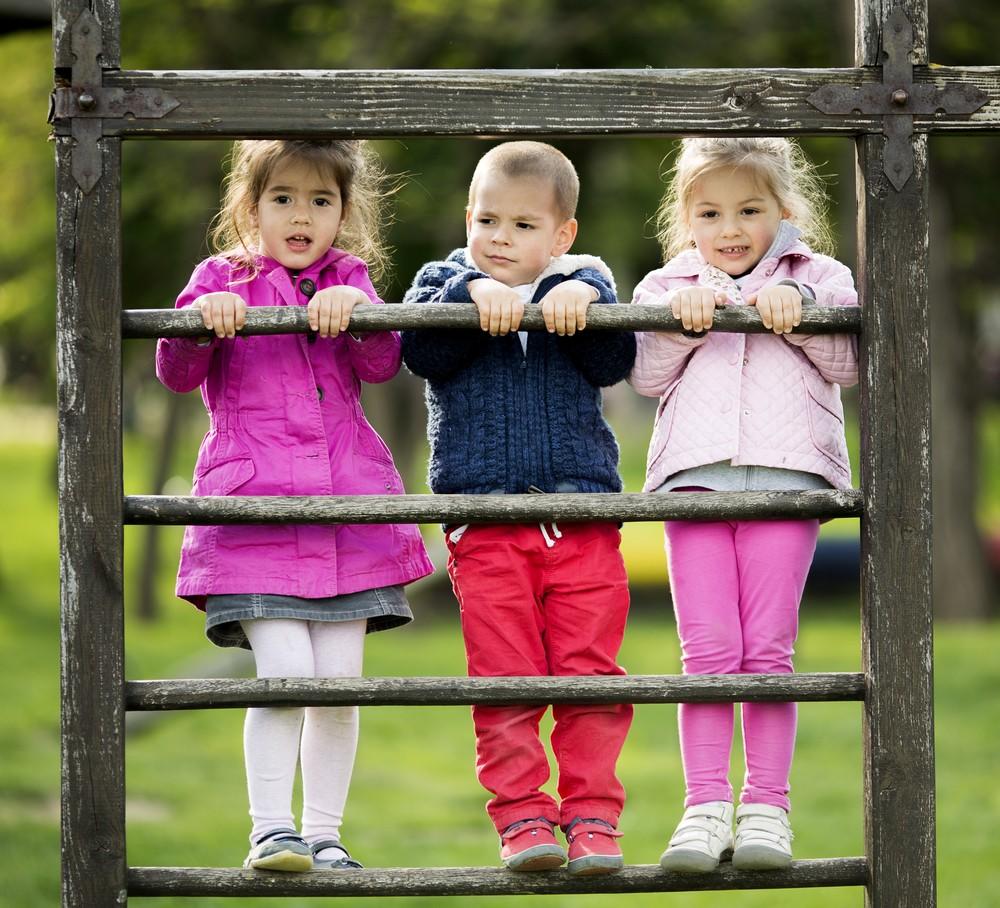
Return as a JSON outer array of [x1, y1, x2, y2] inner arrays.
[[210, 139, 394, 282], [655, 137, 835, 261]]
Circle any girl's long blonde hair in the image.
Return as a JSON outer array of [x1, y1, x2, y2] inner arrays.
[[655, 137, 835, 262], [210, 139, 394, 282]]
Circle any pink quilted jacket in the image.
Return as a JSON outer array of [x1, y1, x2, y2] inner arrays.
[[629, 241, 859, 492]]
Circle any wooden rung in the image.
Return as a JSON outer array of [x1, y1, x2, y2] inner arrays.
[[123, 490, 863, 526], [128, 858, 868, 896], [48, 65, 1000, 138], [125, 672, 866, 711], [121, 304, 862, 338]]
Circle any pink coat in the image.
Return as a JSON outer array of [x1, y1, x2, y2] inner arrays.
[[156, 247, 434, 608], [629, 241, 859, 492]]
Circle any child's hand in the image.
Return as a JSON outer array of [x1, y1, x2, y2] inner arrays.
[[195, 292, 247, 339], [468, 278, 525, 335], [670, 287, 727, 334], [539, 280, 599, 336], [748, 285, 802, 334], [308, 286, 370, 338]]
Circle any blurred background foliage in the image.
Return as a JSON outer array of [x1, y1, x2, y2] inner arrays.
[[0, 0, 997, 617], [0, 2, 999, 905]]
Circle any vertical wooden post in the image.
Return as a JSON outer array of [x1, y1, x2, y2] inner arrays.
[[54, 2, 126, 906], [855, 1, 935, 906]]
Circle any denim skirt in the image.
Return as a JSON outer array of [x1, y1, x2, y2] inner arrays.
[[204, 585, 413, 650]]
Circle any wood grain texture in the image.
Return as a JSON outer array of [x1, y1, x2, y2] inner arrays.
[[856, 4, 936, 907], [52, 0, 120, 71], [47, 66, 999, 138], [123, 490, 863, 526], [125, 673, 866, 711], [128, 859, 868, 897], [122, 304, 861, 338], [56, 133, 127, 908]]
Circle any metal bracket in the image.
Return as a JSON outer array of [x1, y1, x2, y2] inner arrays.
[[808, 6, 986, 190], [50, 9, 179, 192]]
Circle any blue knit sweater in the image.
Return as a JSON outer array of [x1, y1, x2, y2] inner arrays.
[[401, 248, 636, 495]]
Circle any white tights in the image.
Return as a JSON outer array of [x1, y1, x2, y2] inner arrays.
[[241, 617, 366, 847]]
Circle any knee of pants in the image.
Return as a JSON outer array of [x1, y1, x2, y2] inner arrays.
[[741, 636, 795, 674], [679, 626, 743, 675]]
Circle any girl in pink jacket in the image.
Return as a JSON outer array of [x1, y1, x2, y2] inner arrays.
[[629, 138, 858, 874], [156, 140, 433, 873]]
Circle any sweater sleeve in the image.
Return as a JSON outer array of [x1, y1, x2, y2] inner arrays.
[[155, 259, 224, 394], [556, 267, 636, 387], [781, 256, 859, 388], [401, 254, 490, 382], [338, 259, 401, 384], [628, 269, 707, 398]]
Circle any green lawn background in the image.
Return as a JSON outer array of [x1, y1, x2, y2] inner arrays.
[[3, 407, 999, 906]]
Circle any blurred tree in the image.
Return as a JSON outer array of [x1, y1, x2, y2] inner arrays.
[[0, 0, 995, 615]]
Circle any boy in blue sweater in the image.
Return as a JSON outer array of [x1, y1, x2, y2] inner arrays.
[[402, 141, 636, 876]]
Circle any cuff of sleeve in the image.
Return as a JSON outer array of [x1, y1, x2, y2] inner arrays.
[[443, 270, 487, 303], [777, 278, 816, 303], [575, 274, 614, 305]]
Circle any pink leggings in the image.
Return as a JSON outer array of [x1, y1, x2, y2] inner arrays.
[[664, 517, 819, 812]]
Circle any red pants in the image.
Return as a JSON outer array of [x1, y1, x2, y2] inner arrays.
[[445, 522, 632, 832]]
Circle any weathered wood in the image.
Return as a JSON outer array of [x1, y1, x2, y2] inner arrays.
[[856, 4, 936, 908], [52, 0, 119, 71], [122, 304, 862, 338], [55, 131, 127, 907], [128, 859, 868, 897], [125, 672, 866, 711], [123, 490, 863, 526], [46, 66, 1000, 138]]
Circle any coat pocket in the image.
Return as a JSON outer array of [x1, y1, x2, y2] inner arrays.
[[646, 377, 683, 472], [193, 442, 257, 496], [802, 377, 849, 470]]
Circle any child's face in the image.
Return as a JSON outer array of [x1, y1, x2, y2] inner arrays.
[[253, 158, 344, 270], [466, 172, 577, 287], [687, 167, 788, 277]]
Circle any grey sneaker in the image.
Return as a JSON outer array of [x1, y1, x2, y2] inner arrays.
[[310, 838, 363, 870], [243, 829, 313, 872], [732, 803, 793, 870]]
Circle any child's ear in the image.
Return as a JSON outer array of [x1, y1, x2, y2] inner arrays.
[[464, 207, 473, 238], [551, 218, 578, 257]]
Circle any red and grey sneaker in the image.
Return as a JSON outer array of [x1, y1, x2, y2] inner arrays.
[[565, 818, 624, 876], [499, 817, 567, 871]]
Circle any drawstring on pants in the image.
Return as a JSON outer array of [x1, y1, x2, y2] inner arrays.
[[539, 522, 562, 548]]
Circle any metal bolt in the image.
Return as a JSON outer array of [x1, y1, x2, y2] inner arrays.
[[891, 89, 909, 106], [78, 92, 97, 111]]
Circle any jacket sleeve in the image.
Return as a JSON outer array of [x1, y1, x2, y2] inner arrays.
[[557, 267, 636, 387], [401, 256, 490, 382], [339, 259, 401, 384], [628, 270, 707, 398], [155, 259, 223, 394], [781, 256, 859, 388]]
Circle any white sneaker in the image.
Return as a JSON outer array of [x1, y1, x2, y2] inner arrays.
[[732, 803, 793, 870], [659, 801, 734, 873]]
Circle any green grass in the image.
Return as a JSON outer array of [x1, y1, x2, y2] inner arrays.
[[4, 430, 1000, 907]]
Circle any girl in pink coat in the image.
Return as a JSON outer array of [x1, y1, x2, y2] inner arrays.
[[156, 140, 433, 873], [629, 138, 858, 873]]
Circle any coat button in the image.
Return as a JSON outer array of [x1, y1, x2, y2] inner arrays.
[[299, 278, 317, 298], [317, 386, 324, 401]]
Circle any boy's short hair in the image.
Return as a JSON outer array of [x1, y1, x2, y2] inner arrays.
[[468, 141, 579, 221]]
